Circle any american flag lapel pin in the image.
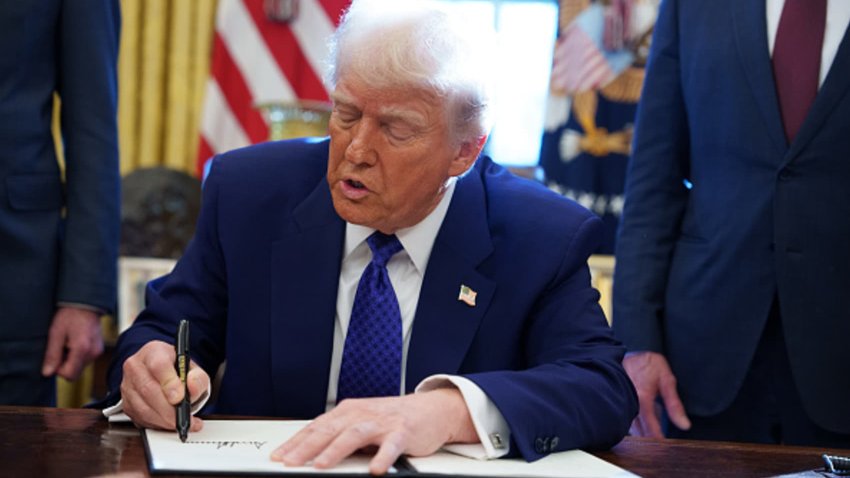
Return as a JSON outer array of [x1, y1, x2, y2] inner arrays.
[[458, 284, 477, 307]]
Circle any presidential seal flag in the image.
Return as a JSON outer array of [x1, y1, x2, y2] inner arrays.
[[196, 0, 351, 176], [539, 0, 657, 254]]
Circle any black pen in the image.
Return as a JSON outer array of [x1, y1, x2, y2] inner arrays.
[[175, 319, 191, 442]]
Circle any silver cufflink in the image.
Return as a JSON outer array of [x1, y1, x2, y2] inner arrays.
[[489, 432, 505, 449]]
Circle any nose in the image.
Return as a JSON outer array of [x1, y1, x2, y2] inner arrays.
[[344, 119, 378, 166]]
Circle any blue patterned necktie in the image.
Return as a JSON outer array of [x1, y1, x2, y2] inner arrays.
[[337, 231, 404, 401]]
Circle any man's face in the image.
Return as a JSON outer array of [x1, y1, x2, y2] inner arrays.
[[326, 74, 479, 234]]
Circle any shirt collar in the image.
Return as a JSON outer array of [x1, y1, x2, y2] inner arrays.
[[344, 177, 457, 275]]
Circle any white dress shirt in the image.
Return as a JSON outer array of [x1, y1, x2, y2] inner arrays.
[[326, 177, 510, 459], [766, 0, 850, 85], [105, 176, 511, 459]]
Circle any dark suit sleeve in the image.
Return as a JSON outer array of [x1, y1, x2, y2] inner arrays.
[[55, 0, 121, 312], [105, 157, 229, 401], [612, 0, 690, 353], [467, 214, 638, 460]]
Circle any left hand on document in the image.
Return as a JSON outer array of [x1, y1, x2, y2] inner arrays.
[[270, 387, 478, 475]]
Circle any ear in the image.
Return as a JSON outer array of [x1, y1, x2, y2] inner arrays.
[[448, 135, 487, 177]]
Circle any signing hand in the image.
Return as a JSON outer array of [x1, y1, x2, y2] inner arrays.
[[42, 306, 104, 380], [271, 388, 478, 475], [120, 340, 209, 432], [623, 351, 691, 438]]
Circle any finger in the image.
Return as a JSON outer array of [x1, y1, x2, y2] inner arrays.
[[635, 393, 664, 438], [628, 417, 644, 437], [87, 332, 105, 362], [123, 372, 205, 433], [312, 420, 382, 469], [142, 347, 183, 404], [274, 419, 342, 466], [121, 380, 170, 430], [368, 432, 405, 475], [642, 406, 665, 438], [186, 364, 210, 403], [56, 344, 87, 381], [191, 416, 204, 432], [41, 327, 65, 376], [123, 356, 178, 428], [658, 376, 691, 431], [271, 421, 315, 461]]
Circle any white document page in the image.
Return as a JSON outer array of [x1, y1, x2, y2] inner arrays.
[[144, 419, 636, 477], [143, 420, 385, 474], [408, 449, 638, 478]]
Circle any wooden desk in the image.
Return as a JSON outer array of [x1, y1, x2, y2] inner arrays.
[[0, 406, 842, 477]]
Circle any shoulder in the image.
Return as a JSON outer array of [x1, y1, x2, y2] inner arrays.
[[468, 157, 602, 267], [461, 156, 602, 288], [206, 137, 329, 195], [473, 156, 601, 238]]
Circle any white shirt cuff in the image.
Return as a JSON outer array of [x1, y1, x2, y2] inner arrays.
[[102, 388, 211, 423], [416, 374, 511, 459]]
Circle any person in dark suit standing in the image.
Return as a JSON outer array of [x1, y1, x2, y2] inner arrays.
[[103, 0, 637, 473], [613, 0, 850, 446], [0, 0, 120, 405]]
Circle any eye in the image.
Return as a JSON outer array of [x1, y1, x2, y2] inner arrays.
[[332, 108, 360, 127], [384, 123, 415, 142]]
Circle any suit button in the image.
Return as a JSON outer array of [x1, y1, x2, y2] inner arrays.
[[534, 437, 547, 454]]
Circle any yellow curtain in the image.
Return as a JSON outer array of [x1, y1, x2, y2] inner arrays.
[[119, 0, 217, 177]]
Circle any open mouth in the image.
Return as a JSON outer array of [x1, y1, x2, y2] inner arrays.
[[346, 179, 366, 190]]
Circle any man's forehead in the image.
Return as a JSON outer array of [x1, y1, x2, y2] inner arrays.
[[332, 82, 442, 122]]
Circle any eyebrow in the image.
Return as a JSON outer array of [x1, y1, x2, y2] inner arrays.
[[331, 91, 428, 129], [379, 108, 427, 130], [330, 91, 355, 107]]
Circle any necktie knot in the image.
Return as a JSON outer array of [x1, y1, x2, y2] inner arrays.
[[366, 232, 403, 268]]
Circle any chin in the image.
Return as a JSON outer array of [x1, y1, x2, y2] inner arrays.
[[331, 198, 371, 227]]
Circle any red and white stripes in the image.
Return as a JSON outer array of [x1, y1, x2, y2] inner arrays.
[[549, 23, 616, 95], [197, 0, 350, 175]]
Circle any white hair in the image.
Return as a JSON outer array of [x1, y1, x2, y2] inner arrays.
[[325, 0, 497, 144]]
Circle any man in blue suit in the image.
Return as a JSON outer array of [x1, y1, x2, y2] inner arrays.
[[613, 0, 850, 446], [105, 0, 636, 473], [0, 1, 120, 405]]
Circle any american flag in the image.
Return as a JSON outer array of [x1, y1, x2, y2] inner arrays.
[[548, 2, 634, 95], [549, 23, 616, 95], [196, 0, 350, 176]]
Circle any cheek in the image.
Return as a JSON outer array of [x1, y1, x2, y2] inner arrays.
[[326, 144, 346, 176]]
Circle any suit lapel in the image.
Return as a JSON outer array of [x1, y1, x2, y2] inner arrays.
[[785, 21, 850, 160], [731, 0, 787, 154], [405, 168, 496, 391], [270, 178, 344, 417]]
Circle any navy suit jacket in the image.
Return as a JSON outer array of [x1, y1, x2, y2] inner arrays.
[[108, 138, 637, 460], [0, 1, 120, 339], [613, 0, 850, 433]]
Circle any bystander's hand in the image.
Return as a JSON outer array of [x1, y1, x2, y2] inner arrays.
[[120, 340, 208, 433], [271, 387, 479, 475], [42, 306, 105, 380], [623, 351, 691, 438]]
